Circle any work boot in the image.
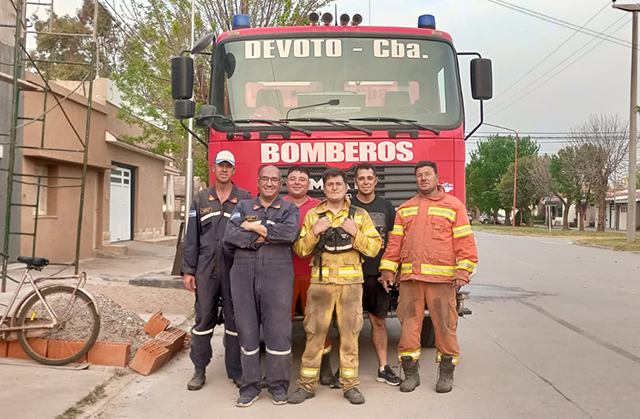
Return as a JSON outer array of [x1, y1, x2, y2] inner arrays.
[[187, 367, 206, 391], [288, 388, 315, 404], [319, 353, 333, 385], [399, 356, 420, 393], [436, 355, 456, 393], [343, 388, 365, 405], [329, 369, 341, 389]]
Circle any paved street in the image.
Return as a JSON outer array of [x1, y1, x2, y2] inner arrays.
[[86, 232, 640, 418]]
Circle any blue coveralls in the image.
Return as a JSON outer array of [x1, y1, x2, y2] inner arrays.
[[182, 184, 251, 379], [224, 197, 300, 398]]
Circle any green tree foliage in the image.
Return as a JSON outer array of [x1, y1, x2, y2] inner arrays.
[[30, 0, 123, 79], [549, 147, 582, 229], [497, 155, 548, 226], [115, 0, 331, 182], [466, 134, 539, 219]]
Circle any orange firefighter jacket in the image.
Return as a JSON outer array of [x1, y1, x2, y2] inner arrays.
[[294, 198, 382, 285], [380, 186, 478, 284]]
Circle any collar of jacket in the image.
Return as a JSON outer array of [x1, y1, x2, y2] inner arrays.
[[315, 196, 352, 217], [210, 182, 241, 203], [419, 185, 446, 201], [251, 195, 283, 210]]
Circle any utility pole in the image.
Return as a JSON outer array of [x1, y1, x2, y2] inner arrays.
[[613, 2, 638, 243], [184, 0, 195, 231]]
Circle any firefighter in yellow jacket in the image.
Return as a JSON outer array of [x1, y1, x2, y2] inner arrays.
[[380, 160, 478, 394], [289, 168, 382, 405]]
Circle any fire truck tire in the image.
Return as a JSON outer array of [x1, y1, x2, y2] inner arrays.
[[421, 317, 436, 348]]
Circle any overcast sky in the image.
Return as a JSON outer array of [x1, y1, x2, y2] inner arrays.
[[53, 0, 637, 158]]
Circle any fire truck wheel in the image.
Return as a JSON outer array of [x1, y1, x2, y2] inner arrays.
[[421, 317, 436, 348]]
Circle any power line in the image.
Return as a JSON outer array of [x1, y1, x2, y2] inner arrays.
[[486, 0, 634, 49], [485, 14, 629, 118], [491, 1, 610, 102]]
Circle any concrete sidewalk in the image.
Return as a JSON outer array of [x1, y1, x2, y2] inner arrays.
[[0, 240, 184, 419]]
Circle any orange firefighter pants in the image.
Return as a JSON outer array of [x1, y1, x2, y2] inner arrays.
[[397, 280, 460, 363], [292, 274, 332, 351], [298, 283, 363, 393]]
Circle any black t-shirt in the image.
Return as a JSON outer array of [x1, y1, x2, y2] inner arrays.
[[351, 195, 396, 276]]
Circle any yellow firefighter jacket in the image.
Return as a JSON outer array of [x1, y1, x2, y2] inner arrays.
[[294, 198, 382, 285]]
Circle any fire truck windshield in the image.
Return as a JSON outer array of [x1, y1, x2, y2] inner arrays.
[[212, 35, 462, 130]]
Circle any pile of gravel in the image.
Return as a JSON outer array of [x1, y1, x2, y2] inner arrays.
[[93, 293, 149, 357]]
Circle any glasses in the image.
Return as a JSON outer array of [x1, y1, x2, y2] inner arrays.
[[259, 176, 282, 184]]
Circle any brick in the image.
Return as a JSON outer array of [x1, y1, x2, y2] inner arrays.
[[87, 341, 131, 367], [129, 341, 171, 375], [0, 341, 8, 357], [47, 339, 88, 362], [142, 310, 170, 338], [155, 327, 187, 357], [7, 339, 48, 360]]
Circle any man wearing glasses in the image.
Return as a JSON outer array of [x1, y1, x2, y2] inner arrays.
[[224, 165, 300, 407]]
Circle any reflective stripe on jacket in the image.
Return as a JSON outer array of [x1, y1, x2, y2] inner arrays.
[[380, 186, 478, 284], [294, 198, 382, 285]]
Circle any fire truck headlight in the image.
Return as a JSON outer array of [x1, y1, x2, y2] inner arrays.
[[351, 14, 363, 26], [232, 14, 251, 30], [309, 12, 320, 25], [418, 14, 436, 30], [321, 12, 333, 26], [339, 14, 350, 26]]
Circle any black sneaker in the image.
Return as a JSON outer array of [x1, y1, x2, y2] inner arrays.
[[235, 393, 260, 408], [376, 365, 402, 386], [329, 369, 341, 389], [272, 393, 288, 405]]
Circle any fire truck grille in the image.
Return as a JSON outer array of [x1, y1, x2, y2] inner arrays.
[[278, 164, 418, 207]]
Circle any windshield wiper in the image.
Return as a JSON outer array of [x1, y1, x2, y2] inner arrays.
[[233, 119, 312, 136], [281, 118, 372, 135], [349, 117, 441, 135]]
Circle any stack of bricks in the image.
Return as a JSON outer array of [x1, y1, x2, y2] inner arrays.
[[130, 311, 189, 376]]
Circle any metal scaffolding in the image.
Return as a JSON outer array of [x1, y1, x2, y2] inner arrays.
[[0, 0, 98, 292]]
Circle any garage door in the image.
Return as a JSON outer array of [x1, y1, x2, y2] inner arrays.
[[110, 167, 132, 242]]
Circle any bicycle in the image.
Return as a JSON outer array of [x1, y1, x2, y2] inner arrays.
[[0, 256, 101, 365]]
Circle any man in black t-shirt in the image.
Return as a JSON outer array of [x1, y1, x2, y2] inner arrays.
[[351, 163, 401, 386]]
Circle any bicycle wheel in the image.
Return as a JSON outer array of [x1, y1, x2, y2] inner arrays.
[[16, 285, 100, 366]]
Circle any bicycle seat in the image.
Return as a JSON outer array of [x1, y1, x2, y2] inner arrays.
[[17, 256, 49, 269]]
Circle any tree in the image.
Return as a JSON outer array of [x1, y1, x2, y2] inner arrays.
[[115, 0, 331, 182], [569, 114, 629, 231], [549, 147, 582, 230], [29, 0, 123, 79], [466, 134, 539, 222], [497, 155, 549, 226]]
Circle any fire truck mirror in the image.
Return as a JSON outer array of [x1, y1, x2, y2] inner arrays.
[[470, 58, 493, 101], [225, 53, 236, 78], [174, 100, 196, 120], [171, 56, 194, 100], [195, 105, 217, 128], [191, 33, 215, 55]]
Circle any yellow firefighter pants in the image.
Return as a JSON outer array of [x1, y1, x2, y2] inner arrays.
[[298, 283, 363, 393], [397, 280, 460, 364]]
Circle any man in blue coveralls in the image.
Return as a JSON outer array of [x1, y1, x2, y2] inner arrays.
[[224, 165, 300, 407], [182, 150, 251, 391]]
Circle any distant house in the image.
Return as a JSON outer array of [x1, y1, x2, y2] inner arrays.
[[605, 188, 640, 231], [19, 76, 173, 262]]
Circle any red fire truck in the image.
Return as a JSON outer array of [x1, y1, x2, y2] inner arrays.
[[171, 12, 491, 346], [172, 12, 492, 206]]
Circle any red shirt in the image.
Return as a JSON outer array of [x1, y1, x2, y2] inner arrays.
[[284, 195, 320, 276]]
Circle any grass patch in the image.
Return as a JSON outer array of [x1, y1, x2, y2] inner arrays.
[[55, 383, 107, 419], [472, 224, 625, 238], [577, 238, 640, 252]]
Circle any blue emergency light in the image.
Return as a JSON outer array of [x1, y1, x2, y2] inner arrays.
[[232, 14, 251, 30], [418, 14, 436, 30]]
